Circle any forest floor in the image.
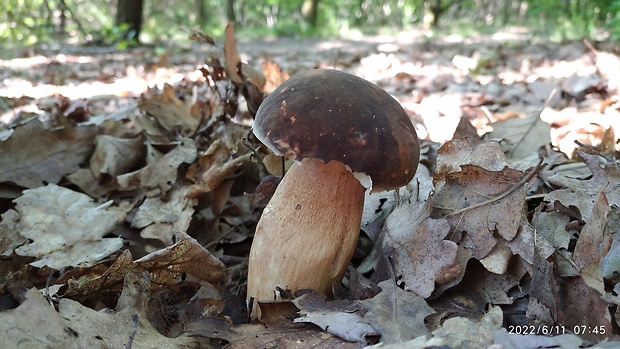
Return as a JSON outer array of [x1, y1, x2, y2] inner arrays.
[[1, 26, 620, 348]]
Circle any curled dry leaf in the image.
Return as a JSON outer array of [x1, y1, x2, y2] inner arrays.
[[139, 83, 200, 135], [60, 231, 229, 300], [134, 231, 231, 287], [573, 191, 611, 271], [293, 293, 379, 342], [224, 22, 243, 85], [186, 139, 252, 195], [434, 138, 508, 180], [61, 249, 134, 299], [117, 139, 197, 196], [0, 119, 97, 188], [601, 206, 620, 280], [89, 134, 146, 179], [9, 184, 128, 269], [261, 60, 290, 93], [361, 171, 435, 229], [56, 270, 208, 349]]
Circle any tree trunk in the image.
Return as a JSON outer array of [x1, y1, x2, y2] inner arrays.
[[196, 0, 208, 26], [423, 0, 452, 28], [501, 0, 511, 26], [227, 0, 237, 23], [115, 0, 143, 42], [302, 0, 320, 27], [58, 0, 67, 35]]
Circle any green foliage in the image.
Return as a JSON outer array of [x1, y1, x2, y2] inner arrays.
[[608, 0, 620, 40], [524, 0, 606, 40], [0, 0, 116, 46], [0, 0, 617, 47]]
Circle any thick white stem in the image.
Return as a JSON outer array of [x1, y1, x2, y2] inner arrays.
[[247, 158, 365, 318]]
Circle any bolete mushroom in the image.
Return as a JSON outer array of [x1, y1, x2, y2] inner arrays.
[[247, 68, 419, 318]]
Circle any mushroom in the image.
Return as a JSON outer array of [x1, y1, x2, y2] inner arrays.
[[247, 69, 419, 318]]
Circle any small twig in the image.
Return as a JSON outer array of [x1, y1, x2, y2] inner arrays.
[[583, 38, 598, 55], [574, 140, 614, 163], [44, 270, 57, 306], [125, 314, 139, 349], [44, 268, 64, 307], [533, 227, 581, 273], [512, 90, 557, 154], [448, 154, 544, 216], [480, 105, 496, 123], [242, 136, 267, 166]]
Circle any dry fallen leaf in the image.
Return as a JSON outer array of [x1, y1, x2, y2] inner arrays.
[[6, 183, 128, 269], [601, 206, 620, 280], [531, 206, 573, 256], [139, 83, 200, 135], [186, 139, 252, 195], [131, 185, 196, 246], [117, 139, 197, 196], [361, 280, 434, 344], [187, 316, 356, 348], [134, 231, 231, 287], [223, 22, 243, 85], [574, 192, 611, 271], [0, 210, 24, 256], [381, 197, 457, 297], [545, 151, 620, 222], [434, 138, 508, 178], [486, 112, 551, 162], [60, 249, 134, 300], [433, 163, 532, 260], [59, 269, 208, 349], [4, 31, 620, 348], [561, 275, 614, 342], [528, 250, 562, 325], [293, 293, 379, 342], [0, 274, 208, 348], [432, 305, 503, 349], [90, 134, 146, 179], [261, 60, 290, 93], [0, 119, 97, 188]]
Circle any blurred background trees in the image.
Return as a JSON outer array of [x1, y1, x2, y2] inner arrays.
[[1, 0, 619, 46]]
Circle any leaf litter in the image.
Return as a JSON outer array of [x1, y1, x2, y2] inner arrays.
[[1, 25, 620, 348]]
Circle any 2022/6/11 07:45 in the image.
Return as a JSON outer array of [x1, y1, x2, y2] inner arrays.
[[507, 325, 607, 336]]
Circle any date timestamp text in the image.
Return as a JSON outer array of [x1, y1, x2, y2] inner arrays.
[[508, 325, 606, 336]]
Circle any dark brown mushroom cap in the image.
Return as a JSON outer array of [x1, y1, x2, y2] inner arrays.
[[253, 69, 419, 192]]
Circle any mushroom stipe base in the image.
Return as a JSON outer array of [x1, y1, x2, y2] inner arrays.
[[247, 157, 365, 319]]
